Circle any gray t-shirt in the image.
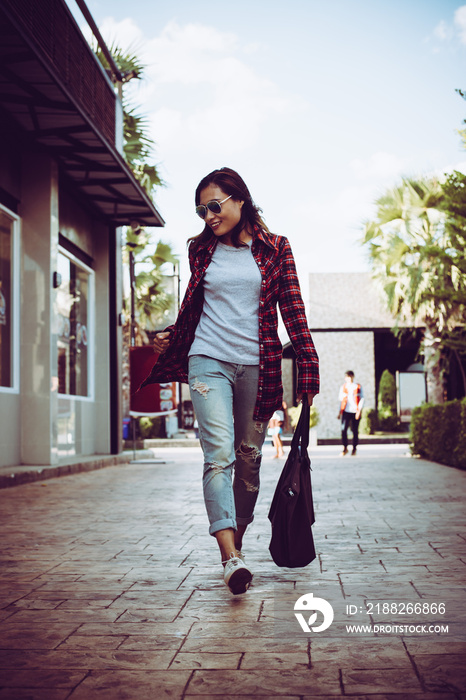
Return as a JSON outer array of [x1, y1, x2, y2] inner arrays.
[[189, 241, 262, 365]]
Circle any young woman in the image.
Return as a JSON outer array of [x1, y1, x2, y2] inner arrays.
[[268, 401, 288, 458], [141, 168, 319, 595]]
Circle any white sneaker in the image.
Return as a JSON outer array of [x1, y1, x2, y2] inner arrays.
[[222, 553, 253, 595], [235, 549, 245, 562]]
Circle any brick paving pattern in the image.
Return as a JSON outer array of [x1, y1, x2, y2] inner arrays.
[[0, 443, 465, 698]]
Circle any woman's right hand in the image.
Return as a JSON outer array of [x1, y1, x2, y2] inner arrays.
[[153, 331, 171, 354]]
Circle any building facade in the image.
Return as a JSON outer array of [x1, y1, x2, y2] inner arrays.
[[283, 272, 422, 440], [0, 0, 163, 467], [308, 272, 422, 439]]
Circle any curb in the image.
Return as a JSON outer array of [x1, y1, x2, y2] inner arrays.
[[125, 438, 201, 449], [125, 435, 411, 448], [0, 435, 411, 490], [0, 451, 152, 490], [317, 436, 411, 445]]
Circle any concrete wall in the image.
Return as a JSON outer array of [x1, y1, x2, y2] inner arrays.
[[312, 330, 376, 439], [309, 272, 397, 330], [0, 122, 22, 464], [20, 152, 59, 465], [58, 190, 111, 458], [307, 272, 389, 440], [0, 147, 114, 467], [282, 357, 294, 409]]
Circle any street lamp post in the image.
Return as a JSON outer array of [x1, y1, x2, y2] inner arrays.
[[128, 247, 136, 347]]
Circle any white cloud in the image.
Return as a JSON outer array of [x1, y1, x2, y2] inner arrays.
[[84, 16, 296, 157], [350, 151, 409, 182], [151, 108, 183, 146], [435, 159, 466, 178], [433, 19, 449, 40], [454, 5, 466, 43], [426, 5, 466, 47], [454, 160, 466, 174], [97, 16, 144, 49], [79, 15, 144, 51], [144, 21, 239, 84], [136, 21, 294, 155], [336, 185, 380, 226], [281, 189, 374, 275]]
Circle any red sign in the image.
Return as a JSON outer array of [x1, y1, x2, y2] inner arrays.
[[129, 346, 177, 415]]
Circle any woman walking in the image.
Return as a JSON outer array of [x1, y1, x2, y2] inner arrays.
[[141, 168, 319, 594], [269, 401, 288, 458]]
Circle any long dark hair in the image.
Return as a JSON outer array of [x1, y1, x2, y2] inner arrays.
[[188, 167, 270, 250]]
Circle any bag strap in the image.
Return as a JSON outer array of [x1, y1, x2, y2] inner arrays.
[[289, 395, 310, 453], [299, 394, 310, 451]]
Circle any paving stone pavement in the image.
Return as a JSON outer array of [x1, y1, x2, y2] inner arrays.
[[0, 442, 465, 699]]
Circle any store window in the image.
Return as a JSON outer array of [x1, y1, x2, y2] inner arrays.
[[56, 249, 93, 398], [0, 206, 19, 391]]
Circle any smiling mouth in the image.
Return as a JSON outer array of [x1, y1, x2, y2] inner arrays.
[[210, 221, 221, 229]]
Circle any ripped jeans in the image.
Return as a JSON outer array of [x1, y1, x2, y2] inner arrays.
[[188, 355, 266, 536]]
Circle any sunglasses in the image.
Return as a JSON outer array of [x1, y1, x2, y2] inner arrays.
[[195, 195, 232, 219]]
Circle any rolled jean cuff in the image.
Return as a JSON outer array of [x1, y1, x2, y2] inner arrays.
[[236, 514, 254, 527], [209, 518, 236, 537]]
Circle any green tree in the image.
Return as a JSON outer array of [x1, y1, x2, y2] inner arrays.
[[362, 176, 465, 404], [455, 89, 466, 150], [439, 169, 466, 392], [124, 236, 178, 333], [92, 41, 179, 334], [92, 41, 176, 418], [93, 43, 163, 196], [377, 369, 398, 430]]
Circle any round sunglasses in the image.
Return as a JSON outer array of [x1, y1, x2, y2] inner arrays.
[[195, 195, 232, 219]]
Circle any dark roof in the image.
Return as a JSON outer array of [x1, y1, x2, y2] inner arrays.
[[0, 0, 164, 227]]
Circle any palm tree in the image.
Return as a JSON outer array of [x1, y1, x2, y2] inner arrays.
[[92, 42, 178, 417], [93, 43, 163, 196], [92, 41, 180, 331], [362, 176, 465, 404], [124, 235, 179, 335], [122, 235, 178, 419], [456, 89, 466, 150], [440, 169, 466, 394]]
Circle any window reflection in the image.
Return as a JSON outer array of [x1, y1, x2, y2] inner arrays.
[[57, 251, 89, 396], [0, 210, 13, 388]]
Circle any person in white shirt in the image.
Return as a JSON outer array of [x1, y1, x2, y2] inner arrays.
[[338, 371, 364, 456], [268, 407, 285, 458]]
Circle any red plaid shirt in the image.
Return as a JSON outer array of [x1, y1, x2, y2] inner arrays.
[[141, 226, 319, 421]]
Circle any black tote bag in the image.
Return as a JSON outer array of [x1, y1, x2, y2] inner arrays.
[[268, 396, 316, 568]]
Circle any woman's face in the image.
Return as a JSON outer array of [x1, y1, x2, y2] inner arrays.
[[199, 184, 243, 244]]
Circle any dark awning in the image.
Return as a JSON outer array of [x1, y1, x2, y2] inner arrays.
[[0, 0, 164, 228]]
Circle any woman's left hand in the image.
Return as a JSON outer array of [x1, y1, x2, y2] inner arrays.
[[297, 392, 317, 406]]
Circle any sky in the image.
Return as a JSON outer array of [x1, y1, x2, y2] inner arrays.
[[68, 0, 466, 292]]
